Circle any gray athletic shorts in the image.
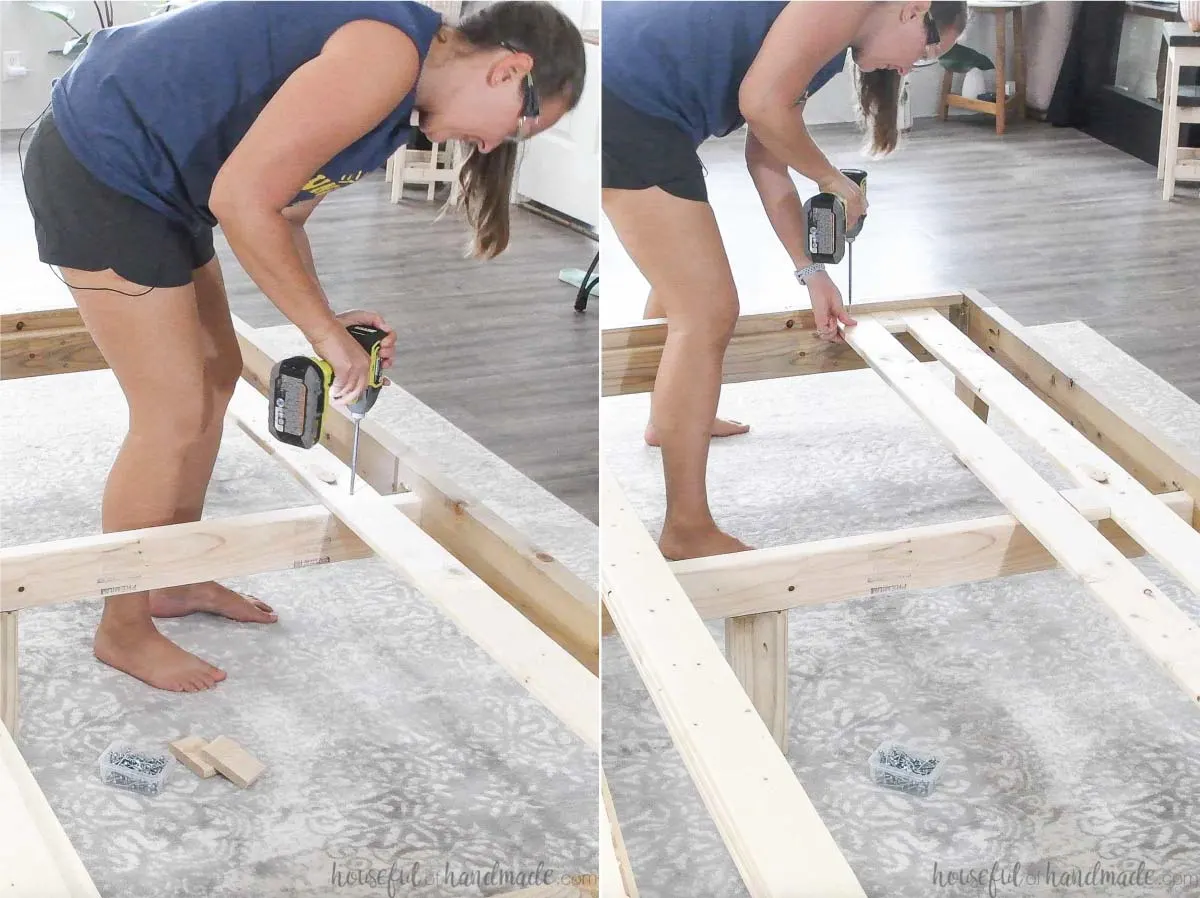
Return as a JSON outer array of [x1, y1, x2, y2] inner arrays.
[[21, 108, 214, 289]]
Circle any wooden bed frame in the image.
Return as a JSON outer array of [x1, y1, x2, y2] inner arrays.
[[0, 307, 602, 898], [598, 289, 1200, 898]]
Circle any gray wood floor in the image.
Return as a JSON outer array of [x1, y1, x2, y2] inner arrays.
[[1, 132, 599, 521], [691, 117, 1200, 402]]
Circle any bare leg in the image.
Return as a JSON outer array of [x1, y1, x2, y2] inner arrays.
[[603, 186, 751, 560], [643, 288, 749, 446], [145, 257, 276, 623], [68, 266, 230, 691]]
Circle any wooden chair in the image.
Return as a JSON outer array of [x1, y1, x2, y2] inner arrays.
[[1158, 22, 1200, 200], [939, 1, 1037, 135]]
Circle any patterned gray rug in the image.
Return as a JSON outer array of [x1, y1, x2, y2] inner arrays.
[[601, 322, 1200, 898], [0, 325, 598, 898]]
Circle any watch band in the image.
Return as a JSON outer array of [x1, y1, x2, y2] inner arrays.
[[794, 263, 826, 285]]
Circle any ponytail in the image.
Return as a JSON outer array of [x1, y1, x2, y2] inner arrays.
[[854, 1, 968, 155], [450, 1, 586, 258]]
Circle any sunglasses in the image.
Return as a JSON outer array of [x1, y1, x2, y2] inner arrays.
[[499, 40, 540, 143], [911, 11, 947, 68]]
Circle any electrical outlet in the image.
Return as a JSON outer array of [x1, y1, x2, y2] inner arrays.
[[2, 51, 27, 83]]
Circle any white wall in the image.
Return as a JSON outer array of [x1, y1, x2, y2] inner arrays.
[[0, 0, 158, 130]]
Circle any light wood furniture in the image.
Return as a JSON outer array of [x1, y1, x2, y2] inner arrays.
[[601, 289, 1200, 898], [385, 110, 468, 204], [939, 1, 1036, 135], [1158, 21, 1200, 199], [0, 307, 601, 895]]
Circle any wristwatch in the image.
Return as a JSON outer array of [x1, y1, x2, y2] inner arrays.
[[794, 263, 826, 286]]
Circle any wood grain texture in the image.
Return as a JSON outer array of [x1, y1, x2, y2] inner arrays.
[[725, 612, 788, 752], [600, 775, 638, 898], [601, 293, 961, 396], [672, 491, 1193, 621], [601, 466, 867, 898], [0, 318, 105, 380]]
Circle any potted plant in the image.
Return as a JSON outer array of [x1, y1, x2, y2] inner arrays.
[[28, 2, 115, 58], [938, 43, 996, 101]]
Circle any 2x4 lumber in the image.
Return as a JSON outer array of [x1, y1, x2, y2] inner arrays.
[[907, 309, 1200, 598], [601, 775, 639, 898], [0, 722, 101, 898], [601, 292, 964, 396], [0, 494, 421, 613], [0, 308, 107, 380], [601, 466, 867, 898], [0, 613, 15, 736], [672, 491, 1193, 622], [725, 612, 788, 752], [961, 293, 1200, 528], [233, 316, 599, 676], [954, 378, 990, 422], [226, 382, 600, 750], [844, 317, 1200, 705]]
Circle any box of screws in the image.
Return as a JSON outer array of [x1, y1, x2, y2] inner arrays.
[[868, 741, 945, 797], [96, 742, 176, 796]]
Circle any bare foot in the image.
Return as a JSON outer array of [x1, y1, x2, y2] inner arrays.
[[149, 582, 278, 623], [659, 524, 753, 561], [644, 417, 750, 447], [94, 619, 226, 692]]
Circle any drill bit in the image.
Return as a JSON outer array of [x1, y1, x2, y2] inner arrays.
[[847, 238, 854, 306], [349, 415, 362, 495]]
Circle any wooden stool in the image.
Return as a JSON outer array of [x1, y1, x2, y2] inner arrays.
[[385, 110, 467, 204], [939, 1, 1036, 135], [1158, 22, 1200, 201]]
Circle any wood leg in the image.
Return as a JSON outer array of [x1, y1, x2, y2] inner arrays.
[[1158, 49, 1173, 179], [1013, 7, 1026, 119], [1, 611, 17, 737], [995, 10, 1008, 136], [955, 379, 990, 422], [1164, 51, 1181, 201], [725, 611, 788, 752], [939, 67, 953, 121], [390, 146, 407, 203], [428, 142, 440, 202]]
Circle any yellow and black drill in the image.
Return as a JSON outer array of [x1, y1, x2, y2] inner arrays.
[[803, 168, 868, 304]]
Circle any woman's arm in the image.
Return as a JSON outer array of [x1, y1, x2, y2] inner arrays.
[[281, 196, 327, 304], [739, 1, 871, 192], [210, 19, 419, 344], [744, 128, 811, 269]]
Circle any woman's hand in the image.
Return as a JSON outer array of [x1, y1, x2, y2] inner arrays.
[[334, 309, 397, 371], [309, 325, 371, 406], [817, 170, 868, 235], [805, 270, 857, 343]]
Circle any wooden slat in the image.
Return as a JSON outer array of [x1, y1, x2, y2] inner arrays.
[[0, 495, 420, 613], [907, 308, 1200, 597], [844, 317, 1200, 704], [601, 775, 639, 898], [0, 307, 106, 380], [234, 317, 599, 675], [0, 721, 101, 898], [962, 294, 1200, 528], [725, 612, 788, 751], [672, 491, 1193, 621], [601, 466, 867, 898], [601, 292, 963, 396], [227, 382, 599, 750], [0, 613, 15, 737]]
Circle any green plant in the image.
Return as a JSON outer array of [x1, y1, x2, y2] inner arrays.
[[937, 43, 995, 73], [28, 1, 115, 58]]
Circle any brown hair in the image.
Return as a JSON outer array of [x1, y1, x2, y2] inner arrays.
[[854, 2, 967, 155], [450, 1, 586, 258]]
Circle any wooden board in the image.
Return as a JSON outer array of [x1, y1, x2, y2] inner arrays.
[[907, 308, 1200, 597], [672, 491, 1193, 621], [0, 722, 101, 897], [845, 317, 1200, 705], [961, 295, 1200, 529], [601, 775, 638, 898], [226, 382, 600, 750], [0, 309, 106, 381], [0, 613, 15, 736], [601, 292, 963, 396], [0, 495, 420, 613], [233, 316, 599, 676], [601, 466, 867, 898]]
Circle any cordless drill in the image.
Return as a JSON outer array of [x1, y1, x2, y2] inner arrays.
[[802, 168, 867, 304]]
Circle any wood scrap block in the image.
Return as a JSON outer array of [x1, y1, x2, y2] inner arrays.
[[168, 735, 216, 779], [198, 736, 265, 788]]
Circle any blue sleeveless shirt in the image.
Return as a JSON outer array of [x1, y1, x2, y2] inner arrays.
[[602, 1, 847, 147], [51, 1, 443, 227]]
